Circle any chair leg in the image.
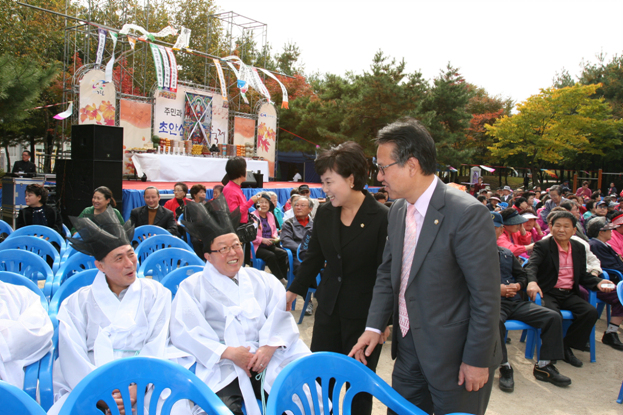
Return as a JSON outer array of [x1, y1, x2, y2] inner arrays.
[[617, 380, 623, 404], [298, 291, 313, 325], [590, 325, 596, 363], [520, 329, 527, 343], [524, 329, 534, 360]]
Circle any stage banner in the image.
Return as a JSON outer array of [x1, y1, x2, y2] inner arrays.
[[153, 86, 228, 144], [233, 117, 255, 147], [165, 48, 178, 92], [79, 69, 116, 125], [213, 59, 227, 101], [256, 102, 277, 177], [96, 29, 106, 66], [150, 44, 165, 89], [120, 99, 152, 174], [183, 92, 212, 145], [157, 45, 171, 91]]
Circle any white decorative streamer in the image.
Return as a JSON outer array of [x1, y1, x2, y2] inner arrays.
[[104, 32, 118, 83], [257, 68, 289, 109], [213, 59, 227, 101], [172, 27, 191, 50]]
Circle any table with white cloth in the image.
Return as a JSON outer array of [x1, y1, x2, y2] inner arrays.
[[131, 153, 270, 182]]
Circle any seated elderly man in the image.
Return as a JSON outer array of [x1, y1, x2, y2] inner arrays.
[[586, 217, 623, 351], [282, 193, 301, 222], [129, 186, 179, 236], [170, 199, 311, 415], [0, 280, 53, 388], [491, 212, 568, 391], [280, 196, 314, 274], [49, 206, 191, 415], [526, 210, 615, 368]]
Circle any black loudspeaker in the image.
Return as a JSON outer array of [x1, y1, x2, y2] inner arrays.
[[56, 159, 123, 221], [71, 125, 124, 161], [241, 170, 258, 188]]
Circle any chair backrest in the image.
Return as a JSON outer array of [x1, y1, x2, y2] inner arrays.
[[0, 271, 48, 311], [62, 224, 71, 238], [0, 220, 13, 236], [1, 235, 61, 273], [134, 234, 193, 264], [49, 269, 99, 320], [0, 380, 47, 415], [137, 248, 204, 281], [161, 265, 204, 298], [9, 225, 66, 254], [57, 357, 233, 415], [53, 252, 97, 293], [132, 225, 171, 246], [617, 281, 623, 305], [266, 352, 428, 415], [0, 249, 54, 298]]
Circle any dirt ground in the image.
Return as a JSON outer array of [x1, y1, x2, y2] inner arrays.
[[290, 296, 623, 415]]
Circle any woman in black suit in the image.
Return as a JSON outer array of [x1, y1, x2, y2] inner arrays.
[[286, 141, 388, 415]]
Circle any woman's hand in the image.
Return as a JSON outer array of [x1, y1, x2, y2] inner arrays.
[[262, 238, 273, 246]]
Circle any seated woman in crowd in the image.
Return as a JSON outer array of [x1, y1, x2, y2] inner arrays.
[[252, 193, 288, 282], [265, 191, 284, 229], [16, 183, 64, 236], [164, 182, 190, 219], [72, 186, 123, 234], [190, 184, 207, 204], [212, 184, 223, 200]]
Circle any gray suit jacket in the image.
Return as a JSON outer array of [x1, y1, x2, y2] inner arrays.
[[366, 177, 501, 391], [281, 216, 313, 269]]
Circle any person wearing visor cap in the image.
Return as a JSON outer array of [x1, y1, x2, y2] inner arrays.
[[515, 209, 544, 244], [497, 208, 534, 257], [606, 211, 623, 256], [487, 196, 502, 212], [587, 217, 623, 351]]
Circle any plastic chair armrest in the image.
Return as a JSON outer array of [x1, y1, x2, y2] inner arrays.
[[23, 360, 40, 400], [39, 350, 55, 411]]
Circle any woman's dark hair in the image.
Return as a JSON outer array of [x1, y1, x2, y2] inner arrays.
[[548, 210, 578, 228], [375, 192, 388, 201], [375, 117, 437, 175], [190, 184, 206, 199], [590, 191, 601, 200], [174, 182, 188, 194], [513, 197, 527, 208], [26, 183, 48, 204], [476, 195, 487, 203], [94, 186, 116, 207], [314, 141, 368, 191], [559, 200, 576, 211], [586, 200, 596, 211], [500, 207, 518, 221], [225, 157, 247, 181], [213, 184, 224, 194]]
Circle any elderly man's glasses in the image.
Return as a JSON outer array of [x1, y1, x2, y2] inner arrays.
[[210, 242, 243, 255], [375, 161, 399, 175]]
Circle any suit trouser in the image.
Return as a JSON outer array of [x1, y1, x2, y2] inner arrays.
[[389, 329, 494, 415], [542, 289, 598, 350], [499, 299, 565, 363], [311, 301, 382, 415]]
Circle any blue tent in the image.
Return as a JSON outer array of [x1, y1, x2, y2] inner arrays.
[[277, 151, 320, 183]]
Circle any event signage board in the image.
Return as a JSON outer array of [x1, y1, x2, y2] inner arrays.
[[78, 69, 116, 125], [153, 86, 228, 145], [120, 98, 152, 174], [256, 102, 277, 177], [233, 117, 255, 147]]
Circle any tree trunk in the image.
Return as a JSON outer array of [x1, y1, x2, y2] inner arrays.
[[4, 144, 10, 172]]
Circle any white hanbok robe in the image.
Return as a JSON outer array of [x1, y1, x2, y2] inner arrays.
[[170, 263, 311, 415], [49, 271, 191, 415], [0, 280, 53, 388]]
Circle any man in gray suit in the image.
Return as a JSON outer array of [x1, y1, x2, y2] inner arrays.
[[350, 119, 501, 415], [281, 196, 314, 273]]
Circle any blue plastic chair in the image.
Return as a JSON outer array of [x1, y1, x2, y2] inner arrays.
[[284, 248, 295, 288], [62, 224, 71, 238], [9, 225, 66, 255], [0, 380, 47, 415], [504, 319, 541, 360], [0, 220, 13, 236], [161, 265, 204, 298], [616, 281, 623, 404], [266, 352, 470, 415], [53, 252, 97, 293], [1, 235, 61, 274], [599, 269, 620, 324], [57, 357, 234, 415], [0, 271, 49, 399], [40, 269, 99, 411], [294, 244, 320, 325], [135, 234, 193, 264], [137, 248, 204, 281], [498, 202, 509, 209], [250, 242, 266, 271], [132, 225, 172, 247], [0, 249, 54, 299]]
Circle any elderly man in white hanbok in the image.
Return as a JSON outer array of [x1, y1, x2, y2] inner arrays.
[[48, 207, 192, 415], [170, 199, 311, 415], [0, 280, 53, 388]]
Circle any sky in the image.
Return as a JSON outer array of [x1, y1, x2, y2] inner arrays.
[[219, 0, 623, 106]]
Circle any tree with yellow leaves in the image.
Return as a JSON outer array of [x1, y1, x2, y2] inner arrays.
[[487, 83, 622, 186]]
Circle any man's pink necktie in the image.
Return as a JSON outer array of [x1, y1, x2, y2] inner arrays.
[[399, 203, 417, 337]]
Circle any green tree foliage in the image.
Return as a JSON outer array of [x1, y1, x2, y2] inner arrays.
[[578, 53, 623, 119], [487, 83, 622, 185]]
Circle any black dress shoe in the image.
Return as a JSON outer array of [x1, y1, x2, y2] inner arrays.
[[602, 332, 623, 350], [499, 366, 514, 392], [533, 364, 572, 387], [563, 347, 583, 367]]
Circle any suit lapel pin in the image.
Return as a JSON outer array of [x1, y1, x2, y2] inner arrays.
[[360, 223, 365, 228], [434, 219, 439, 225]]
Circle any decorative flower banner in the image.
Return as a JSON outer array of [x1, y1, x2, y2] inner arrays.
[[212, 59, 227, 101], [53, 102, 73, 120], [256, 102, 277, 177], [79, 69, 116, 125], [257, 68, 289, 109], [96, 29, 106, 66]]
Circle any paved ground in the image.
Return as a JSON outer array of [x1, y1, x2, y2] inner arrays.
[[290, 295, 623, 415]]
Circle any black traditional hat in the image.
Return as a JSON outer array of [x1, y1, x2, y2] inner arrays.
[[182, 196, 241, 253], [68, 206, 135, 261]]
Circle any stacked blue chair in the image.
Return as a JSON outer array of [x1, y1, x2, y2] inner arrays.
[[0, 380, 47, 415], [137, 248, 204, 281], [0, 220, 13, 237], [62, 224, 71, 238], [295, 244, 320, 325], [9, 225, 66, 256], [265, 352, 471, 415], [0, 249, 54, 299], [0, 271, 48, 399], [600, 269, 621, 324], [161, 265, 204, 298], [132, 225, 171, 247], [135, 234, 193, 264], [616, 281, 623, 404], [1, 235, 61, 274], [250, 242, 266, 271], [53, 252, 97, 293], [56, 357, 233, 415]]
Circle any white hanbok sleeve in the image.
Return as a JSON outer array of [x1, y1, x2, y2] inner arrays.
[[0, 287, 53, 364], [170, 279, 227, 370], [138, 282, 172, 359], [258, 273, 300, 349]]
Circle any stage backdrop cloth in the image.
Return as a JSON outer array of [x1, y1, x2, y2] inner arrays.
[[131, 153, 270, 182], [120, 187, 326, 221]]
